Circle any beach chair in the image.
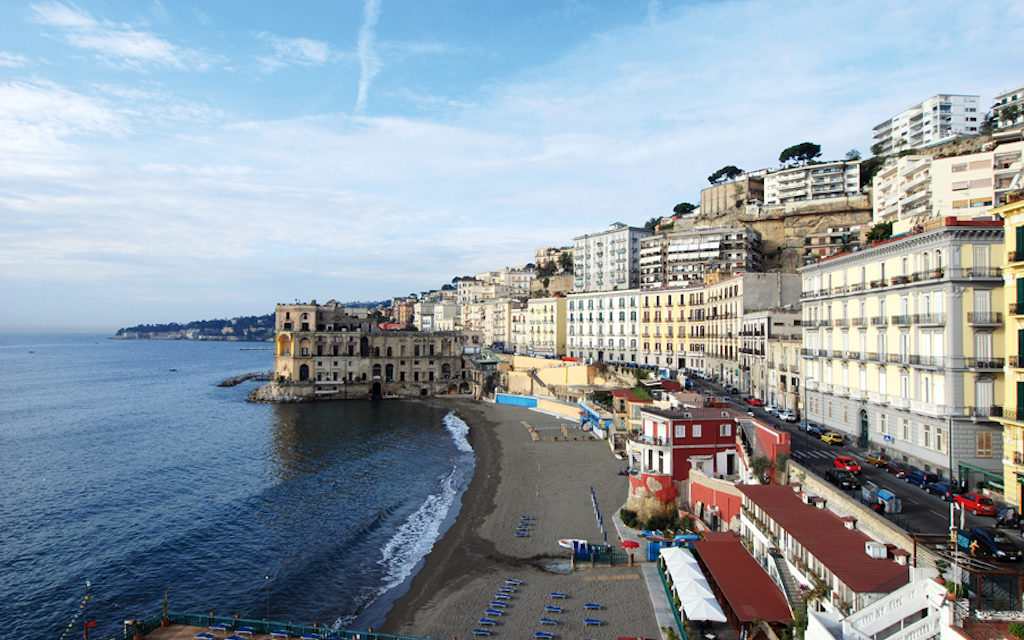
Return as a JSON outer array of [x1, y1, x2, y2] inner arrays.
[[498, 586, 515, 593], [521, 515, 534, 520], [226, 635, 246, 640], [583, 603, 601, 610], [505, 578, 521, 585], [489, 601, 507, 608], [539, 617, 558, 625], [549, 592, 566, 599], [515, 531, 529, 537], [485, 609, 503, 617], [195, 634, 216, 640], [493, 593, 510, 600], [472, 629, 491, 636], [210, 623, 233, 632], [477, 618, 496, 626], [584, 618, 603, 626], [270, 630, 290, 639], [533, 633, 553, 640], [300, 635, 320, 640], [235, 627, 255, 636], [545, 605, 562, 613]]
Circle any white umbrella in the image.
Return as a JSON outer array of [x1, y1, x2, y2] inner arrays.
[[675, 577, 715, 600], [682, 596, 727, 622]]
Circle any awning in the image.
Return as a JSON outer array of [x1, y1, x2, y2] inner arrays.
[[659, 547, 727, 622]]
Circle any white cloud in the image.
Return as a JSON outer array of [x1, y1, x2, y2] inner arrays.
[[0, 51, 29, 67], [355, 0, 382, 115], [256, 32, 332, 73], [29, 1, 212, 70]]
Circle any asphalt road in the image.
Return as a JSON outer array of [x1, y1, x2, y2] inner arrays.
[[687, 376, 1004, 537]]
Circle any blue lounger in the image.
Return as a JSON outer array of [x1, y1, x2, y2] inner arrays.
[[494, 593, 510, 600], [505, 578, 521, 585], [472, 629, 491, 636], [485, 609, 503, 616], [549, 592, 566, 599], [226, 635, 246, 640], [545, 605, 562, 613], [498, 586, 515, 592], [478, 618, 496, 626], [539, 617, 558, 625], [210, 624, 233, 631], [584, 618, 602, 626], [515, 531, 529, 537], [521, 515, 534, 520], [195, 634, 216, 640], [489, 601, 507, 607], [583, 603, 601, 610], [534, 632, 553, 639]]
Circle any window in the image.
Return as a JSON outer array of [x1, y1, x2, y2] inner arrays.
[[720, 424, 731, 437], [675, 424, 686, 438], [901, 418, 910, 441], [880, 412, 888, 435], [923, 424, 932, 449], [692, 424, 702, 438], [977, 432, 993, 457]]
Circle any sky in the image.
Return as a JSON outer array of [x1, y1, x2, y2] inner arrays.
[[1, 1, 1022, 332]]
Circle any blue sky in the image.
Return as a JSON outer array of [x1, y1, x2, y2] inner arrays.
[[1, 0, 1022, 332]]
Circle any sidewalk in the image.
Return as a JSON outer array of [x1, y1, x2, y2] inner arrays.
[[611, 507, 679, 640]]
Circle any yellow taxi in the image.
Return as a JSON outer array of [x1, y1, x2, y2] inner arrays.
[[820, 431, 846, 446]]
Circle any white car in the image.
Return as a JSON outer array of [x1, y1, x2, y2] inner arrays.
[[765, 405, 779, 416], [779, 410, 797, 423]]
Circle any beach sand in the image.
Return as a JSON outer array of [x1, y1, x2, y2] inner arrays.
[[382, 398, 661, 640]]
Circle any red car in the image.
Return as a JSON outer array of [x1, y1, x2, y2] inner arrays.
[[833, 456, 862, 475], [746, 397, 763, 406], [954, 492, 997, 516]]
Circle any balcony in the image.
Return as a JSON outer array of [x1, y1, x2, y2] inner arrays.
[[890, 315, 912, 326], [887, 353, 910, 365], [1009, 251, 1024, 264], [833, 318, 848, 327], [865, 352, 880, 362], [800, 348, 816, 357], [964, 358, 1005, 370], [871, 316, 888, 326], [965, 405, 1003, 419], [850, 317, 866, 327], [1012, 303, 1024, 316], [949, 267, 1001, 280], [912, 313, 945, 325], [909, 354, 941, 367], [1012, 356, 1023, 368], [869, 279, 887, 289], [628, 433, 670, 447], [967, 312, 1003, 325], [1002, 408, 1024, 422]]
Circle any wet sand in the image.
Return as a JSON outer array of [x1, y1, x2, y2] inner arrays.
[[382, 399, 660, 640]]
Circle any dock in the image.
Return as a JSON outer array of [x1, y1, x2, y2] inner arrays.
[[218, 371, 273, 387]]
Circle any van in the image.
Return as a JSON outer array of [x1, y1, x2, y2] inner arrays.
[[905, 469, 939, 486]]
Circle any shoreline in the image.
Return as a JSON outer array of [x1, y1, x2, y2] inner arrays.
[[380, 398, 661, 639]]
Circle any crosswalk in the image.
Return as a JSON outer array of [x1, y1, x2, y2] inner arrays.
[[791, 449, 844, 460]]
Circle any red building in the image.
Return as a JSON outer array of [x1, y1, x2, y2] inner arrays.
[[626, 407, 742, 511]]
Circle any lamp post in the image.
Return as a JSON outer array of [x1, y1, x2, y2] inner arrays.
[[803, 376, 813, 446], [264, 575, 270, 620]]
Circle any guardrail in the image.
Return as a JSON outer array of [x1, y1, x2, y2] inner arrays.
[[657, 563, 688, 640]]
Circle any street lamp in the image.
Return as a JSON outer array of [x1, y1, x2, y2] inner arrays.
[[264, 575, 270, 620], [803, 376, 813, 446]]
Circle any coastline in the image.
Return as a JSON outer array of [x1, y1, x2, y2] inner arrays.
[[381, 398, 661, 639]]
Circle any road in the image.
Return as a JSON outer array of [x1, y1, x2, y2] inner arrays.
[[687, 376, 1000, 537]]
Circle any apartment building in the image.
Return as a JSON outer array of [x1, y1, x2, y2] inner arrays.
[[871, 155, 933, 225], [272, 301, 468, 398], [703, 273, 802, 389], [996, 198, 1024, 509], [526, 296, 567, 357], [510, 305, 528, 354], [413, 300, 461, 332], [463, 299, 523, 349], [699, 170, 767, 218], [800, 218, 1005, 486], [763, 161, 861, 206], [535, 246, 573, 267], [932, 140, 1024, 215], [477, 265, 535, 298], [638, 226, 764, 289], [566, 289, 641, 364], [638, 284, 704, 371], [741, 307, 802, 411], [993, 84, 1024, 130], [802, 226, 864, 262], [872, 94, 981, 154], [573, 223, 652, 292]]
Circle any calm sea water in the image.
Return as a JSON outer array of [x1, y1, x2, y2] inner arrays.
[[0, 334, 474, 639]]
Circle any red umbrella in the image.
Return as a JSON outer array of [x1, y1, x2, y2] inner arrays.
[[620, 540, 640, 549]]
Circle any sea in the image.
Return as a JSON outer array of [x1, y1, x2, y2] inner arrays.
[[0, 334, 476, 640]]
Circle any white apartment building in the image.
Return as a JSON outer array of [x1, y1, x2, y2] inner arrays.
[[932, 140, 1024, 215], [457, 279, 512, 307], [741, 307, 802, 411], [526, 296, 567, 357], [799, 218, 1005, 484], [871, 155, 933, 225], [510, 306, 528, 353], [763, 161, 860, 206], [413, 300, 461, 332], [993, 84, 1024, 130], [463, 299, 522, 349], [638, 226, 763, 289], [566, 289, 642, 364], [872, 94, 981, 154], [573, 223, 652, 293], [477, 266, 535, 298]]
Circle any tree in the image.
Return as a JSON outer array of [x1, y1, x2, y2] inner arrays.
[[845, 149, 861, 161], [866, 221, 893, 243], [557, 251, 573, 273], [779, 142, 822, 166], [644, 216, 662, 230], [870, 142, 886, 157], [673, 202, 696, 215], [859, 155, 887, 188], [536, 261, 557, 278], [708, 165, 743, 184]]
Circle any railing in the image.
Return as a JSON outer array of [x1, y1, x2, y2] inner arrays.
[[870, 279, 887, 289], [1008, 251, 1024, 263], [1012, 356, 1022, 368], [949, 267, 1002, 279], [833, 318, 848, 327], [850, 317, 866, 326], [912, 313, 945, 325], [865, 352, 880, 362], [891, 315, 912, 326], [1002, 408, 1024, 421], [964, 358, 1005, 370], [967, 312, 1003, 324], [871, 316, 888, 326], [629, 433, 669, 446], [965, 406, 1003, 418], [1012, 303, 1024, 316], [656, 563, 689, 640]]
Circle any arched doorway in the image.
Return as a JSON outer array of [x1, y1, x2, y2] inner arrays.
[[373, 364, 382, 379], [385, 364, 394, 381], [441, 363, 451, 379], [360, 337, 369, 357], [299, 364, 309, 381], [859, 409, 869, 448], [370, 381, 382, 399]]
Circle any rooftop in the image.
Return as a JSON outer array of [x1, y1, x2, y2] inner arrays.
[[738, 484, 909, 594], [695, 532, 793, 623]]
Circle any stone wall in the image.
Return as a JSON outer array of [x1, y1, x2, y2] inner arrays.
[[248, 379, 468, 403]]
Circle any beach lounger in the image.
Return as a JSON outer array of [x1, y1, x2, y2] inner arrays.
[[521, 515, 534, 520], [489, 601, 507, 608], [549, 592, 566, 599], [583, 603, 601, 610], [195, 634, 216, 640], [472, 629, 491, 636], [545, 605, 562, 613], [505, 578, 521, 585], [210, 623, 233, 631], [533, 633, 553, 640], [485, 609, 504, 616], [226, 635, 247, 640], [539, 617, 558, 625], [498, 586, 515, 592], [270, 630, 290, 639], [235, 628, 255, 636], [300, 635, 320, 640], [477, 618, 496, 626], [493, 593, 510, 600], [584, 618, 603, 626], [515, 531, 529, 537]]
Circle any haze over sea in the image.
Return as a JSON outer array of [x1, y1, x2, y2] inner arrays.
[[0, 334, 474, 639]]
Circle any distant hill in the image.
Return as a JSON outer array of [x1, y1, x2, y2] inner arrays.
[[115, 314, 274, 341]]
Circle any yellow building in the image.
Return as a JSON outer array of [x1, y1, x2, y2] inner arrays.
[[526, 296, 567, 357], [639, 286, 693, 370], [800, 217, 1005, 485], [996, 197, 1024, 508]]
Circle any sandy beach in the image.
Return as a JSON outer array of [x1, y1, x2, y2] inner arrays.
[[382, 398, 661, 640]]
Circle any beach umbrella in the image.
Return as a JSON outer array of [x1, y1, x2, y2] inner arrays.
[[620, 540, 640, 549], [681, 597, 726, 622]]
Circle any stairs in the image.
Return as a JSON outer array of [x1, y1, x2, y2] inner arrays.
[[769, 550, 802, 610], [528, 369, 556, 395]]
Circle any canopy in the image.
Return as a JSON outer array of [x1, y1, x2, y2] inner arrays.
[[659, 547, 727, 622]]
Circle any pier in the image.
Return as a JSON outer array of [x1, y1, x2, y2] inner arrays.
[[218, 371, 273, 387]]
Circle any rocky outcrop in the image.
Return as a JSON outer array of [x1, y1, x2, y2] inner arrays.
[[248, 381, 315, 403]]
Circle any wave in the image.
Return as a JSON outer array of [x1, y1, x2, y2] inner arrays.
[[443, 411, 473, 453]]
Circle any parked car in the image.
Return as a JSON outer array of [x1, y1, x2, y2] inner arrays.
[[954, 492, 997, 516], [904, 468, 939, 487], [924, 480, 960, 501], [746, 397, 764, 406], [996, 507, 1021, 530], [826, 468, 861, 490], [765, 404, 778, 416], [885, 461, 912, 478], [967, 526, 1023, 562], [800, 421, 822, 436], [833, 455, 862, 474], [820, 431, 846, 446], [779, 410, 797, 423], [865, 452, 891, 467]]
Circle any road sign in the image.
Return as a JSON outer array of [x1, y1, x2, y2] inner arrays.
[[884, 435, 893, 443]]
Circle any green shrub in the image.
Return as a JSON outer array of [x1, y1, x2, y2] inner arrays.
[[1008, 622, 1024, 640], [620, 509, 639, 528]]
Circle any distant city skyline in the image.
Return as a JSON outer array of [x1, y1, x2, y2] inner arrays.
[[1, 0, 1022, 332]]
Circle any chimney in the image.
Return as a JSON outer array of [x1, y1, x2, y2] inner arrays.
[[841, 516, 856, 530]]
